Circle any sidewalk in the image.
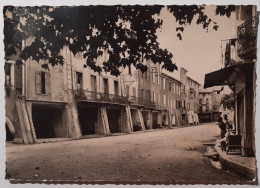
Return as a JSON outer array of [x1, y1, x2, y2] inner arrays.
[[214, 142, 257, 179]]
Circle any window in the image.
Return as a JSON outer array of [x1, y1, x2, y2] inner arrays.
[[206, 98, 209, 104], [168, 81, 172, 91], [146, 90, 151, 101], [76, 72, 83, 90], [103, 78, 109, 94], [199, 99, 202, 104], [133, 87, 136, 97], [172, 99, 175, 109], [157, 93, 160, 104], [163, 94, 166, 106], [5, 63, 12, 87], [114, 80, 119, 95], [151, 68, 156, 83], [126, 85, 130, 97], [91, 75, 97, 92], [128, 65, 132, 75], [153, 92, 156, 102], [41, 72, 46, 94], [156, 71, 159, 84], [181, 86, 185, 94], [163, 78, 166, 90], [5, 61, 22, 89], [169, 97, 171, 108], [35, 71, 51, 95]]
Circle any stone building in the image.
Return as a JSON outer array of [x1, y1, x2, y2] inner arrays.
[[198, 87, 222, 123], [204, 5, 257, 156], [5, 41, 81, 144], [179, 68, 201, 126], [138, 59, 162, 130], [160, 73, 182, 127]]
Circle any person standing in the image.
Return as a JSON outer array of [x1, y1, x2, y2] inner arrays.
[[223, 114, 232, 131], [218, 117, 226, 139]]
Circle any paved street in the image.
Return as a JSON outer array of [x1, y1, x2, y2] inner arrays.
[[6, 123, 250, 184]]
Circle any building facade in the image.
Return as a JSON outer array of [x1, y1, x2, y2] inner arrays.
[[204, 5, 257, 156], [5, 43, 202, 143], [160, 73, 182, 127], [179, 68, 201, 126], [198, 87, 222, 123]]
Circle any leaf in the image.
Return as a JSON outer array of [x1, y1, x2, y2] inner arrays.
[[176, 27, 184, 32], [213, 25, 219, 31], [177, 33, 182, 40]]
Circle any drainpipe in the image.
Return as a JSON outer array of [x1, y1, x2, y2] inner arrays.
[[70, 51, 74, 90], [22, 39, 26, 97]]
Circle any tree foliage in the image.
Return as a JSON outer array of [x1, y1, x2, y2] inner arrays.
[[4, 5, 235, 76]]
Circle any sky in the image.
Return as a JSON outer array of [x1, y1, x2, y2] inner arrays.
[[157, 5, 236, 85]]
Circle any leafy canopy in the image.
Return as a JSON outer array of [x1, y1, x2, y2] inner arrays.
[[4, 5, 235, 76]]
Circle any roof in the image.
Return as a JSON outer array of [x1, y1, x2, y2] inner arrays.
[[180, 67, 188, 72], [186, 76, 201, 86], [161, 72, 182, 85]]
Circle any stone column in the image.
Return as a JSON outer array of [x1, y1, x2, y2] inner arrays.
[[137, 109, 145, 131], [67, 91, 82, 139], [121, 106, 133, 133], [97, 107, 110, 135]]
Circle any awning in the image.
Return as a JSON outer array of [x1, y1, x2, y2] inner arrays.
[[204, 62, 254, 88]]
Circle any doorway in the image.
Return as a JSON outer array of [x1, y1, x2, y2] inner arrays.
[[32, 103, 65, 139], [78, 106, 98, 135]]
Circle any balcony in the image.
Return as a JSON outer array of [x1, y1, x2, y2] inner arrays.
[[237, 16, 257, 60], [75, 90, 157, 108], [75, 90, 128, 104], [135, 98, 156, 108]]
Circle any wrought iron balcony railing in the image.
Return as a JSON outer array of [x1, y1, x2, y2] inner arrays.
[[237, 16, 257, 59], [75, 90, 157, 108], [75, 90, 129, 104], [130, 97, 156, 108]]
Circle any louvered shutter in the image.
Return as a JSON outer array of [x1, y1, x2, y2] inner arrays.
[[14, 64, 22, 89], [45, 72, 51, 95], [35, 71, 41, 94]]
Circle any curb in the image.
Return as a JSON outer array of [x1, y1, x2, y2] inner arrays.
[[214, 143, 257, 180]]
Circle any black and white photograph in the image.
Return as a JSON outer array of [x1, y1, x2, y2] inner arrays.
[[2, 0, 259, 185]]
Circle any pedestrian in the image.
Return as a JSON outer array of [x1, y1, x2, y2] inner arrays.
[[217, 117, 226, 139], [223, 114, 232, 131]]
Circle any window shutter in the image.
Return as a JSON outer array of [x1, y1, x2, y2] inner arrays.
[[45, 73, 51, 95], [126, 85, 129, 97], [35, 71, 41, 94], [14, 64, 22, 89]]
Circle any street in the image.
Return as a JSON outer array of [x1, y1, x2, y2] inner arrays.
[[6, 123, 249, 184]]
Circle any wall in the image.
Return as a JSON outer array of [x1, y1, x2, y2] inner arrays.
[[120, 64, 138, 99], [26, 59, 68, 102]]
